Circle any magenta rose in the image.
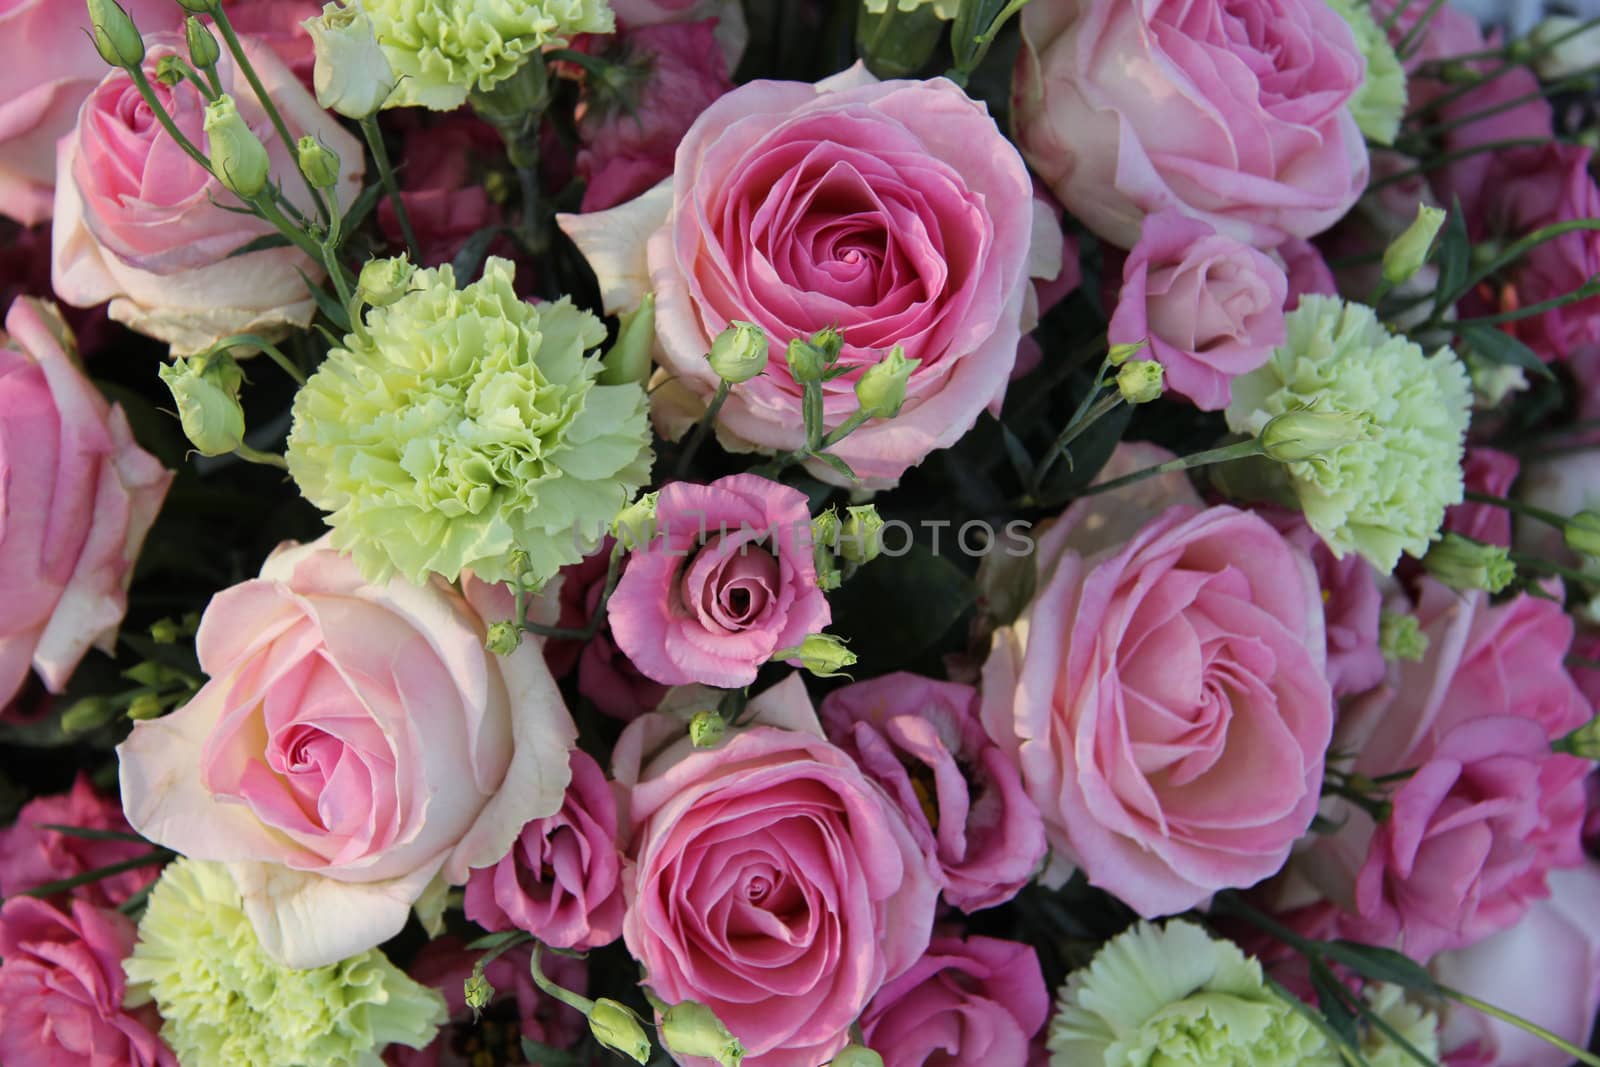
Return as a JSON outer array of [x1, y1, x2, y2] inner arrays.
[[1108, 210, 1288, 410], [820, 673, 1046, 912], [0, 773, 157, 908], [0, 0, 183, 225], [0, 298, 171, 709], [1266, 510, 1384, 700], [1012, 0, 1369, 250], [859, 935, 1049, 1067], [52, 34, 363, 352], [561, 68, 1052, 487], [1294, 580, 1591, 959], [117, 536, 578, 969], [378, 114, 507, 268], [614, 676, 939, 1067], [980, 503, 1334, 915], [0, 896, 173, 1067], [464, 748, 625, 950], [608, 474, 830, 688], [1446, 448, 1519, 548], [545, 538, 669, 720]]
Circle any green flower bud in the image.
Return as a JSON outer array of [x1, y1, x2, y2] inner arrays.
[[154, 54, 185, 87], [356, 256, 416, 309], [1107, 339, 1148, 366], [600, 293, 656, 387], [61, 696, 118, 736], [773, 633, 857, 678], [1554, 712, 1600, 759], [1379, 610, 1429, 662], [812, 507, 841, 553], [689, 710, 726, 749], [809, 326, 844, 363], [304, 0, 399, 119], [708, 320, 769, 384], [203, 94, 271, 200], [127, 693, 165, 721], [87, 0, 145, 68], [855, 345, 919, 419], [786, 337, 828, 384], [1565, 510, 1600, 559], [1382, 204, 1448, 285], [158, 354, 246, 457], [815, 551, 842, 591], [1423, 532, 1516, 594], [186, 16, 220, 68], [659, 1000, 744, 1067], [1116, 359, 1164, 404], [830, 1046, 886, 1067], [149, 618, 181, 644], [839, 504, 884, 564], [297, 135, 341, 191], [588, 1000, 651, 1065], [484, 621, 522, 656], [1259, 408, 1374, 463], [613, 491, 660, 550], [463, 963, 495, 1016]]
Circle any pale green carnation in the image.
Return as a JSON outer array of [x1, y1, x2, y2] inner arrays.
[[862, 0, 961, 18], [1327, 0, 1407, 144], [1048, 920, 1332, 1067], [123, 858, 447, 1067], [1226, 295, 1471, 573], [287, 256, 653, 587], [1351, 984, 1441, 1067], [368, 0, 614, 110]]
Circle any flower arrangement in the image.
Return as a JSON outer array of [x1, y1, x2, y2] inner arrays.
[[1, 0, 1600, 1065]]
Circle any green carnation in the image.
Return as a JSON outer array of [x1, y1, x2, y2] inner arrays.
[[1327, 0, 1407, 145], [1226, 295, 1471, 573], [287, 257, 653, 587], [1349, 984, 1441, 1067], [1048, 921, 1332, 1067], [123, 858, 447, 1067], [367, 0, 614, 110]]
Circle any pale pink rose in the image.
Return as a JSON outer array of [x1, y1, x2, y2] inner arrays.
[[819, 673, 1046, 912], [0, 298, 171, 708], [1293, 580, 1591, 959], [859, 935, 1050, 1067], [613, 676, 939, 1067], [0, 0, 184, 226], [1012, 0, 1369, 250], [608, 474, 830, 688], [576, 20, 732, 213], [463, 748, 625, 950], [1267, 510, 1384, 700], [559, 67, 1054, 488], [1108, 210, 1287, 410], [116, 536, 578, 969], [52, 34, 363, 353], [386, 937, 587, 1067], [980, 502, 1333, 915], [1433, 860, 1600, 1067], [544, 537, 668, 720], [1277, 237, 1338, 310], [1446, 448, 1519, 548], [0, 773, 158, 908], [0, 896, 174, 1067]]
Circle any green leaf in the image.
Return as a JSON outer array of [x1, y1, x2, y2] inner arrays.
[[828, 542, 975, 672], [1321, 941, 1442, 994], [465, 929, 532, 953], [297, 268, 351, 333], [1310, 964, 1363, 1053], [226, 233, 293, 258], [339, 181, 385, 240], [450, 224, 506, 284], [38, 824, 152, 844], [520, 1038, 586, 1066], [1432, 200, 1469, 316], [1456, 322, 1556, 381], [811, 451, 858, 484], [999, 421, 1035, 485]]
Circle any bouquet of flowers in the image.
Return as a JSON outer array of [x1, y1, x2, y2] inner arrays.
[[4, 0, 1600, 1063]]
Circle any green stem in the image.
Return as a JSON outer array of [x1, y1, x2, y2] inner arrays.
[[211, 333, 307, 386], [1443, 219, 1600, 309], [530, 944, 598, 1016], [676, 380, 731, 478], [1465, 490, 1568, 530], [15, 850, 171, 899], [1395, 0, 1450, 57], [1404, 67, 1600, 142], [819, 408, 873, 450], [1367, 138, 1564, 192], [803, 380, 825, 452], [1031, 390, 1125, 494], [247, 192, 326, 263], [322, 241, 355, 307], [1440, 988, 1600, 1067], [360, 115, 420, 261], [233, 444, 289, 469], [165, 55, 218, 101], [1453, 278, 1600, 328], [1077, 438, 1268, 499], [38, 824, 151, 844], [1509, 552, 1598, 586]]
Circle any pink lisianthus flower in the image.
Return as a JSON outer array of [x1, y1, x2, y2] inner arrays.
[[0, 773, 157, 908]]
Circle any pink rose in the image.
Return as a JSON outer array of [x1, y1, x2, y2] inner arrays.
[[224, 0, 322, 84], [980, 503, 1333, 915], [1446, 448, 1519, 548], [560, 68, 1052, 487], [613, 676, 939, 1067], [116, 536, 578, 969], [0, 773, 158, 908], [464, 748, 625, 950], [52, 34, 363, 353], [576, 20, 733, 213], [378, 113, 507, 268], [1294, 581, 1591, 959], [1433, 860, 1600, 1067], [0, 896, 174, 1067], [819, 673, 1046, 912], [1012, 0, 1369, 250], [0, 0, 184, 226], [1268, 510, 1384, 700], [544, 537, 668, 720], [386, 937, 587, 1067], [0, 298, 171, 708], [1277, 237, 1338, 310], [1108, 210, 1288, 410], [608, 474, 830, 688], [859, 935, 1050, 1067]]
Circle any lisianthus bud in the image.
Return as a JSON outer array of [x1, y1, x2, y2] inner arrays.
[[1259, 408, 1374, 463], [588, 1000, 651, 1065], [127, 693, 165, 721], [61, 696, 118, 736], [810, 326, 845, 363], [786, 337, 828, 384], [484, 621, 522, 656], [708, 321, 769, 384], [689, 710, 726, 749], [304, 1, 398, 119], [1116, 359, 1164, 404], [659, 1000, 745, 1067], [600, 293, 656, 387], [839, 504, 884, 564], [154, 55, 186, 88], [186, 16, 220, 68], [830, 1046, 886, 1067], [203, 95, 271, 200], [856, 345, 919, 419], [1379, 610, 1429, 662], [356, 256, 415, 308], [158, 354, 246, 457], [87, 0, 145, 68], [812, 507, 841, 552], [1382, 205, 1447, 285], [1423, 533, 1516, 593], [297, 136, 341, 191], [613, 491, 660, 549], [1555, 712, 1600, 759], [463, 963, 494, 1014], [1565, 510, 1600, 559], [773, 634, 857, 677], [1107, 339, 1148, 366]]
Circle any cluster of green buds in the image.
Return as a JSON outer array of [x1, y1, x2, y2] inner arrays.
[[811, 504, 886, 590]]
